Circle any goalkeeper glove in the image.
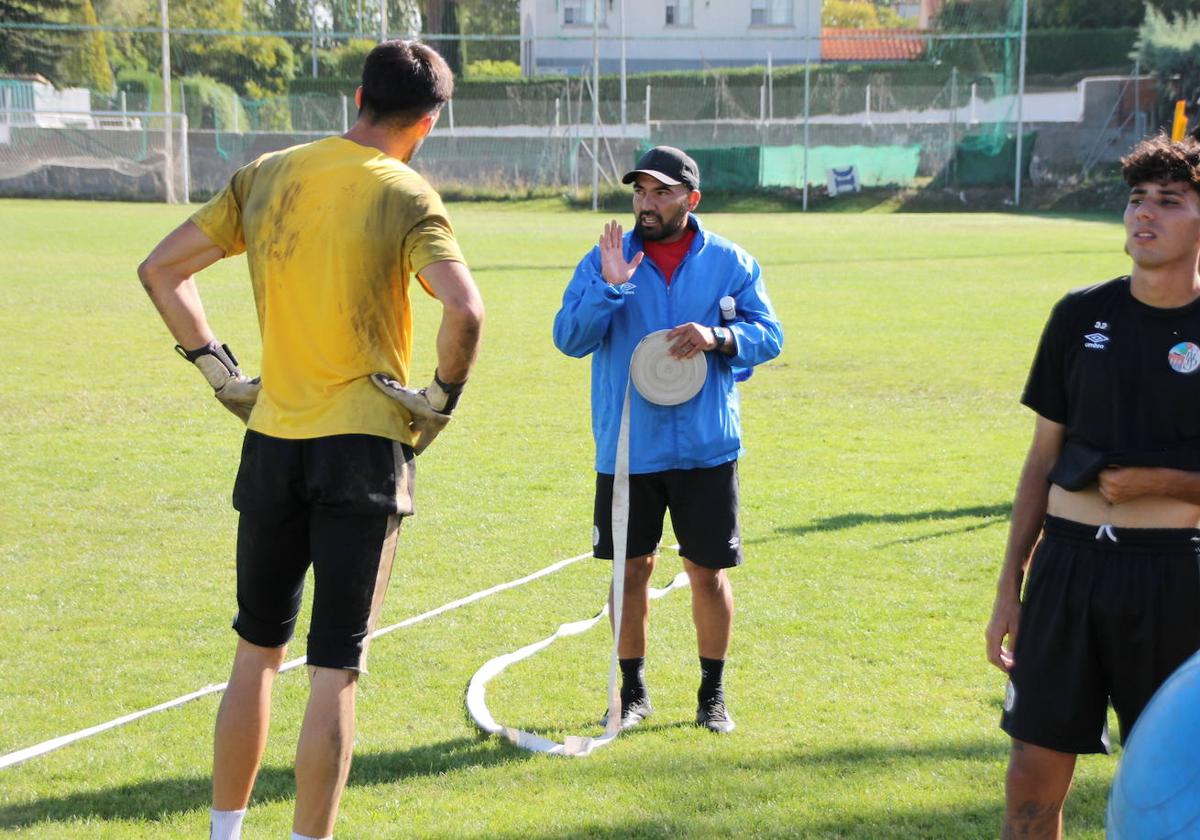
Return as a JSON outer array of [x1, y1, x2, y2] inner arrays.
[[371, 370, 464, 455], [176, 340, 261, 424]]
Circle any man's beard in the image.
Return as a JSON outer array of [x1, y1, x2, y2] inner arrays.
[[402, 136, 425, 163], [635, 203, 689, 241]]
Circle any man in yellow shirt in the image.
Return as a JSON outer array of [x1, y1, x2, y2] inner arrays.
[[138, 41, 483, 840]]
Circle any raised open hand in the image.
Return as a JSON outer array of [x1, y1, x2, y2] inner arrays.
[[599, 220, 644, 286]]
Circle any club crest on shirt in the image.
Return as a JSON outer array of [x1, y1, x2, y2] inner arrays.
[[1168, 341, 1200, 374], [1083, 332, 1110, 350]]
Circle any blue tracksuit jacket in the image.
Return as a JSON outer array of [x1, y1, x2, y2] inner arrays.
[[552, 215, 784, 474]]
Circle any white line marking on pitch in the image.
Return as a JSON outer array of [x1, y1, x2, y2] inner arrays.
[[0, 550, 595, 771]]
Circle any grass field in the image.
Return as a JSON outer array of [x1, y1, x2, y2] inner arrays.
[[0, 198, 1130, 838]]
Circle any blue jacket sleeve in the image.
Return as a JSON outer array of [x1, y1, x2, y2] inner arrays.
[[553, 246, 627, 358], [726, 257, 784, 368]]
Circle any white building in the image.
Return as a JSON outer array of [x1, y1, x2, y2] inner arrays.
[[519, 0, 822, 75]]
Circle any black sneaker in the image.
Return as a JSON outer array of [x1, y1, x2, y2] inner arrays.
[[695, 694, 735, 734], [600, 694, 654, 730]]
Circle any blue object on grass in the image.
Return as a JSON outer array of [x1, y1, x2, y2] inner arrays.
[[1107, 648, 1200, 838]]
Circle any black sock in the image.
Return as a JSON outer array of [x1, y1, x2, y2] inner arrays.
[[619, 657, 646, 701], [699, 657, 725, 702]]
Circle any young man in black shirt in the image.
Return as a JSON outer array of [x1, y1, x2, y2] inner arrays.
[[985, 134, 1200, 839]]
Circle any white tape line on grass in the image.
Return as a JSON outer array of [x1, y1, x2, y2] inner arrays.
[[468, 332, 704, 758], [0, 550, 593, 771], [466, 570, 690, 757], [0, 683, 230, 771]]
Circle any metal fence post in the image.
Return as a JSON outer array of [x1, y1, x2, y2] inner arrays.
[[802, 0, 811, 211], [591, 0, 600, 211], [159, 0, 175, 204], [619, 0, 627, 132], [180, 111, 190, 204], [1014, 0, 1029, 207], [949, 66, 958, 184]]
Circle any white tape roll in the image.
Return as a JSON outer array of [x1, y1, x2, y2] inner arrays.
[[629, 329, 707, 406]]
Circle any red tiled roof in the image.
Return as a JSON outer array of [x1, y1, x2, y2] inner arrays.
[[821, 28, 928, 62]]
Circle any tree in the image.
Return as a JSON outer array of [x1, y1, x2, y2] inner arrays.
[[822, 0, 905, 28], [60, 0, 115, 91], [935, 0, 1010, 31], [423, 0, 460, 72], [0, 0, 78, 82], [938, 0, 1200, 31], [94, 0, 155, 75], [458, 0, 518, 63], [1136, 5, 1200, 106], [184, 35, 297, 97]]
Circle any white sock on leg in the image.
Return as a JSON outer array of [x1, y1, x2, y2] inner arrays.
[[209, 808, 246, 840], [290, 833, 331, 840]]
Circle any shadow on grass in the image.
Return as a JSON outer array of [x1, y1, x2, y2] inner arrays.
[[462, 739, 1109, 840], [470, 777, 1107, 840], [0, 735, 525, 829], [753, 502, 1011, 545], [0, 734, 1113, 838]]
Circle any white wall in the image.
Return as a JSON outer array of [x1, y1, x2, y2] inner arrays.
[[33, 83, 90, 115], [520, 0, 821, 75]]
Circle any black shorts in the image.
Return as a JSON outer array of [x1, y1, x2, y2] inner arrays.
[[1000, 515, 1200, 754], [593, 460, 742, 570], [231, 431, 416, 672]]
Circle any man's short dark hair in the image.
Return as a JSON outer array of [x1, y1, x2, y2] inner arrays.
[[360, 40, 453, 126], [1121, 133, 1200, 197]]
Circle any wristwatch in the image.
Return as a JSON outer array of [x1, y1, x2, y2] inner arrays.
[[712, 326, 728, 349]]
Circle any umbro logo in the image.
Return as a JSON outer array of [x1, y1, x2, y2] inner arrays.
[[1083, 333, 1110, 350]]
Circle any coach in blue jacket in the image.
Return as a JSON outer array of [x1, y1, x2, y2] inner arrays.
[[553, 146, 783, 734]]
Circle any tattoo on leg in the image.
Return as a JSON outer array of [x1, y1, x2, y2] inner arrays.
[[1002, 801, 1061, 839]]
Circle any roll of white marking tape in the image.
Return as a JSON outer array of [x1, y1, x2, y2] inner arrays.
[[629, 329, 707, 406]]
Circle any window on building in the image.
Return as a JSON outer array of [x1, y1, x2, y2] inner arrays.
[[564, 0, 605, 26], [750, 0, 792, 26], [666, 0, 693, 26]]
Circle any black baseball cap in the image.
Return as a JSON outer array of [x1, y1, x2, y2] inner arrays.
[[621, 146, 700, 190]]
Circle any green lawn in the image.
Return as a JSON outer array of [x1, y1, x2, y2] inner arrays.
[[0, 199, 1128, 838]]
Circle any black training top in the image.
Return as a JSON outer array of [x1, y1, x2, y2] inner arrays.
[[1022, 276, 1200, 489]]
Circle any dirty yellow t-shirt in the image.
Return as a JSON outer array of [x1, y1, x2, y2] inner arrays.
[[189, 136, 464, 444]]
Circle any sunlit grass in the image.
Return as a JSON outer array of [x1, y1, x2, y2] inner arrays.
[[0, 198, 1127, 837]]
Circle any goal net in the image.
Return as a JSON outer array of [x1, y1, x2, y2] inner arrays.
[[0, 109, 189, 203]]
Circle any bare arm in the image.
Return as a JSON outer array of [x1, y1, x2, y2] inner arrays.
[[985, 414, 1064, 673], [1098, 466, 1200, 506], [137, 220, 226, 349], [415, 259, 485, 384]]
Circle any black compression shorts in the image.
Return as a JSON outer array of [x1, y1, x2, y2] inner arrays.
[[231, 431, 415, 671], [1000, 515, 1200, 754]]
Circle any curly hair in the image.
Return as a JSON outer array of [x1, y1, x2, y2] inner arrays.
[[1121, 133, 1200, 196]]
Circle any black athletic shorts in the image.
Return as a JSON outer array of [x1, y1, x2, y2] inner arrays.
[[231, 431, 416, 672], [593, 460, 742, 569], [1000, 515, 1200, 754]]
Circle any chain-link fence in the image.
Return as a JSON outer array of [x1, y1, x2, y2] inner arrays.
[[0, 2, 1158, 205]]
